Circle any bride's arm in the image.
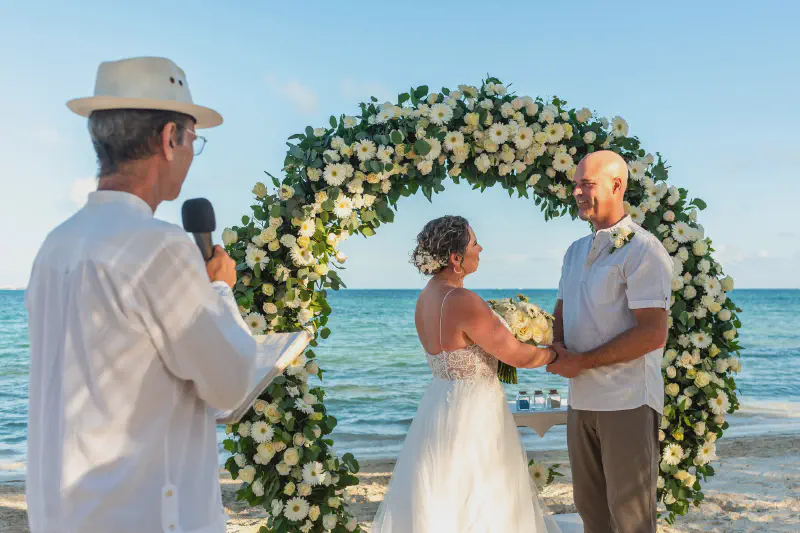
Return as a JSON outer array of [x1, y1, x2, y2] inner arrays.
[[454, 290, 556, 369]]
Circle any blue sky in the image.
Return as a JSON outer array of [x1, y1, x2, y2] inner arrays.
[[1, 1, 798, 289]]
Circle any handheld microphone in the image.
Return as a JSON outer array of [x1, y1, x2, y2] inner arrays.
[[182, 198, 216, 262]]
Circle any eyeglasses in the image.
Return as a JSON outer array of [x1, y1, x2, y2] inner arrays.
[[185, 128, 207, 156]]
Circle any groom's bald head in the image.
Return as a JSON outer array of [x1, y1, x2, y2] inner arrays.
[[572, 150, 629, 228]]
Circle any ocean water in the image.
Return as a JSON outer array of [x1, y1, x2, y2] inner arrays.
[[1, 289, 799, 476]]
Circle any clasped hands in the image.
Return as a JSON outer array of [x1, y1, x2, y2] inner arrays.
[[545, 342, 586, 378]]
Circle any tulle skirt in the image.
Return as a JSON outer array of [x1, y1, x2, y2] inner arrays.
[[371, 376, 558, 533]]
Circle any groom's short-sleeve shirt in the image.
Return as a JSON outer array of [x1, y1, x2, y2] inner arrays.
[[557, 215, 672, 414]]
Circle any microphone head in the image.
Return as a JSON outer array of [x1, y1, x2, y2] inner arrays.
[[182, 198, 216, 233]]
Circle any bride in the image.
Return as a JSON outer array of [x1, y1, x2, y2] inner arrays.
[[372, 215, 560, 533]]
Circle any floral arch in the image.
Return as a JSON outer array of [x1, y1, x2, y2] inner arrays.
[[221, 78, 743, 531]]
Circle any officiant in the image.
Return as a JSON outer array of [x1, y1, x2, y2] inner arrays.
[[25, 57, 267, 533]]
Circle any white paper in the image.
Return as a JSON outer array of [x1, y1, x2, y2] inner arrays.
[[215, 331, 311, 424]]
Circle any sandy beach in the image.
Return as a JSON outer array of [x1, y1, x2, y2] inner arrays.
[[1, 433, 797, 533]]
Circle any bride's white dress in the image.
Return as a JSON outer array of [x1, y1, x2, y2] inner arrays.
[[372, 290, 558, 533]]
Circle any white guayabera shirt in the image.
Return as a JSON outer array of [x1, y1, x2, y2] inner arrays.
[[25, 191, 258, 533], [558, 215, 672, 414]]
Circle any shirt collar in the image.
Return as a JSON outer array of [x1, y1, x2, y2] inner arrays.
[[594, 214, 633, 236], [87, 190, 154, 216]]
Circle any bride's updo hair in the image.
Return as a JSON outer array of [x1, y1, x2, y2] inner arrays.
[[410, 215, 470, 276]]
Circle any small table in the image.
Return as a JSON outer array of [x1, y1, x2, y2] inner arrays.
[[508, 402, 568, 437]]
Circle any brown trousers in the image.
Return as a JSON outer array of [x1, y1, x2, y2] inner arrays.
[[567, 406, 659, 533]]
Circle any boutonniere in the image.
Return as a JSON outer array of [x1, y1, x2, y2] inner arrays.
[[609, 227, 634, 254]]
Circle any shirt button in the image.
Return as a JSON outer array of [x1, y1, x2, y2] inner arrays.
[[165, 489, 173, 497]]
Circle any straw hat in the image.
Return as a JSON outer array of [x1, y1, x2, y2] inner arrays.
[[67, 56, 222, 128]]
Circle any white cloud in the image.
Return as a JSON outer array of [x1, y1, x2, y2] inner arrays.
[[69, 177, 96, 208], [265, 75, 318, 115], [340, 78, 393, 104]]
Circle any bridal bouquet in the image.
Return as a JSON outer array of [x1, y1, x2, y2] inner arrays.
[[487, 295, 555, 384]]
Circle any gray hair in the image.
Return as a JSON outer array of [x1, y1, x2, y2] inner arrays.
[[410, 215, 471, 275], [88, 109, 194, 176]]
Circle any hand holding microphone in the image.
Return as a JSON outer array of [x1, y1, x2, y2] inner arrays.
[[182, 198, 237, 288]]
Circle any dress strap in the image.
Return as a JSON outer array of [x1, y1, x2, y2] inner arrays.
[[439, 288, 458, 350]]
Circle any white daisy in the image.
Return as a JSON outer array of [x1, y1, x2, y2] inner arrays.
[[290, 246, 316, 267], [354, 139, 377, 161], [672, 222, 692, 243], [696, 442, 717, 465], [512, 126, 534, 150], [249, 420, 273, 443], [544, 123, 565, 143], [611, 116, 629, 137], [284, 497, 310, 522], [690, 331, 712, 349], [429, 103, 454, 125], [662, 443, 684, 466], [552, 152, 574, 172], [333, 195, 354, 219], [487, 124, 509, 145], [444, 130, 465, 151], [528, 463, 547, 488], [376, 145, 394, 163], [628, 159, 647, 181], [244, 312, 267, 334], [710, 392, 729, 415], [302, 461, 329, 486], [703, 277, 722, 297], [295, 398, 315, 415], [323, 163, 347, 186], [245, 247, 268, 270]]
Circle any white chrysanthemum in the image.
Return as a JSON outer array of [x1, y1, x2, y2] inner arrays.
[[672, 222, 692, 243], [245, 247, 268, 270], [250, 421, 274, 443], [710, 392, 730, 415], [244, 312, 267, 334], [429, 103, 454, 125], [444, 130, 465, 151], [302, 461, 328, 486], [354, 139, 377, 161], [333, 195, 354, 219], [552, 152, 574, 172], [611, 116, 629, 137], [284, 497, 310, 522], [662, 443, 684, 466]]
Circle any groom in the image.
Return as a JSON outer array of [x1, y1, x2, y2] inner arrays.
[[547, 150, 672, 533]]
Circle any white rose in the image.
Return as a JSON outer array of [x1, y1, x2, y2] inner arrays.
[[284, 447, 300, 466], [239, 465, 256, 484], [666, 366, 677, 379], [276, 462, 290, 476], [723, 328, 737, 340], [345, 517, 358, 531], [222, 228, 238, 246], [322, 513, 338, 530], [309, 505, 321, 521], [721, 276, 735, 292], [665, 383, 680, 397], [583, 131, 596, 144], [693, 240, 708, 256]]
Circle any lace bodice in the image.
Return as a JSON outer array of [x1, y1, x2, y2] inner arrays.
[[426, 345, 499, 381], [423, 287, 499, 381]]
